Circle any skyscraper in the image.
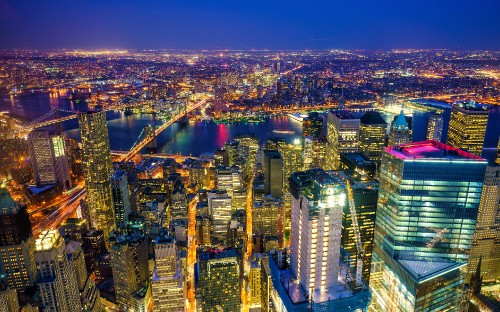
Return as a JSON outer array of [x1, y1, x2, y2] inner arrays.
[[388, 110, 412, 146], [467, 165, 500, 283], [302, 112, 323, 138], [108, 233, 150, 311], [0, 188, 37, 295], [426, 112, 444, 142], [34, 230, 82, 312], [28, 129, 72, 190], [337, 171, 378, 287], [447, 101, 490, 156], [197, 249, 241, 311], [370, 141, 487, 311], [359, 111, 388, 162], [252, 196, 281, 238], [262, 149, 284, 198], [111, 169, 131, 229], [208, 190, 232, 246], [303, 136, 327, 170], [151, 234, 184, 311], [289, 169, 345, 294], [78, 111, 114, 237], [326, 110, 360, 170], [65, 241, 102, 312]]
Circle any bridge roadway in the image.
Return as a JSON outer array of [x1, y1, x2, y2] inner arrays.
[[119, 98, 209, 162]]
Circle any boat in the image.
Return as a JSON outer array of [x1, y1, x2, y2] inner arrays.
[[272, 129, 295, 134]]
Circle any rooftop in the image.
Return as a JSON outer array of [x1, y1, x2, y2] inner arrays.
[[0, 187, 18, 214], [330, 110, 356, 120], [360, 111, 387, 125], [452, 100, 490, 112], [398, 259, 465, 283], [387, 140, 485, 161]]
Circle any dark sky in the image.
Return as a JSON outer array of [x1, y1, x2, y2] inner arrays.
[[1, 0, 499, 50]]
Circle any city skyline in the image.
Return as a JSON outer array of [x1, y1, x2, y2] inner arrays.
[[1, 0, 500, 50]]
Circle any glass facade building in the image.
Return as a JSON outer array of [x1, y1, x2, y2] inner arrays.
[[370, 141, 487, 312]]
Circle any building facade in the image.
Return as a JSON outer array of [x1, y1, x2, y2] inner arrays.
[[326, 110, 360, 170], [370, 141, 487, 312], [78, 111, 114, 238], [359, 111, 388, 162]]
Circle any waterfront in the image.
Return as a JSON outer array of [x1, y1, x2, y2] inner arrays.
[[2, 93, 499, 161]]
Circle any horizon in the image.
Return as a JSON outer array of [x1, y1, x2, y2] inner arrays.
[[1, 0, 500, 50]]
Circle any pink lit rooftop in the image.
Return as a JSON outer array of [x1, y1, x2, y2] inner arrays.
[[386, 140, 485, 161]]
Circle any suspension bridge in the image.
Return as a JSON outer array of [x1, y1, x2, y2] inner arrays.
[[119, 97, 209, 162], [22, 96, 142, 131]]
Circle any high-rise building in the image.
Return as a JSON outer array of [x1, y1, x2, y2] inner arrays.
[[197, 249, 241, 311], [262, 149, 283, 198], [151, 234, 184, 311], [0, 278, 19, 312], [337, 171, 378, 286], [208, 190, 232, 246], [467, 165, 500, 282], [111, 169, 131, 229], [303, 136, 327, 170], [447, 101, 490, 156], [34, 230, 82, 312], [78, 111, 114, 238], [65, 241, 102, 312], [249, 255, 263, 309], [278, 142, 303, 194], [370, 141, 487, 311], [0, 188, 37, 295], [326, 110, 360, 170], [289, 169, 345, 294], [108, 233, 150, 311], [388, 110, 412, 146], [302, 112, 323, 138], [252, 196, 281, 238], [359, 111, 387, 162], [426, 112, 444, 142], [215, 166, 243, 198], [28, 129, 72, 190]]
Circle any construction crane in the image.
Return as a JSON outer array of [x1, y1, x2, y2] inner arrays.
[[345, 179, 365, 289]]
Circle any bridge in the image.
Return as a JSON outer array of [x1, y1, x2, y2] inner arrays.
[[119, 98, 209, 162], [22, 96, 142, 131]]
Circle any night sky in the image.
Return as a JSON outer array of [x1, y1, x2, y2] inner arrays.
[[1, 0, 500, 50]]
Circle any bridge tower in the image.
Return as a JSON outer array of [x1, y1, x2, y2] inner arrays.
[[144, 124, 158, 154]]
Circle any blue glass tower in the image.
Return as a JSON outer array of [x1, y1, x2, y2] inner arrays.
[[370, 141, 487, 312]]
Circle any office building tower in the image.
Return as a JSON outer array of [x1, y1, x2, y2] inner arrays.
[[189, 165, 211, 190], [326, 110, 360, 170], [34, 230, 82, 312], [260, 257, 272, 312], [111, 169, 131, 229], [28, 129, 72, 190], [303, 136, 327, 170], [151, 234, 184, 311], [262, 149, 284, 198], [216, 166, 243, 198], [447, 101, 490, 156], [252, 196, 281, 238], [340, 152, 377, 177], [467, 165, 500, 282], [303, 112, 323, 138], [81, 230, 105, 274], [65, 241, 102, 312], [170, 187, 187, 219], [337, 171, 378, 286], [108, 233, 150, 311], [197, 249, 241, 311], [496, 137, 500, 165], [196, 215, 211, 246], [370, 141, 487, 311], [0, 188, 37, 294], [0, 278, 19, 312], [289, 169, 346, 293], [278, 142, 304, 194], [61, 217, 88, 242], [388, 110, 412, 146], [250, 256, 263, 309], [426, 112, 444, 142], [78, 111, 114, 238], [359, 111, 387, 162], [265, 137, 286, 151], [208, 190, 232, 246]]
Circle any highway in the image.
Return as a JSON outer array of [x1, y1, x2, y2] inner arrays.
[[32, 188, 87, 235]]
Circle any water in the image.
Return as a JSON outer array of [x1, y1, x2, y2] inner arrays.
[[2, 93, 499, 161]]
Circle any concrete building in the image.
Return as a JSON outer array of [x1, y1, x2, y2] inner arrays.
[[111, 169, 131, 229], [447, 100, 490, 156], [359, 111, 387, 162], [28, 129, 72, 190], [388, 110, 412, 146], [326, 110, 360, 170], [426, 112, 444, 142], [34, 230, 82, 312]]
